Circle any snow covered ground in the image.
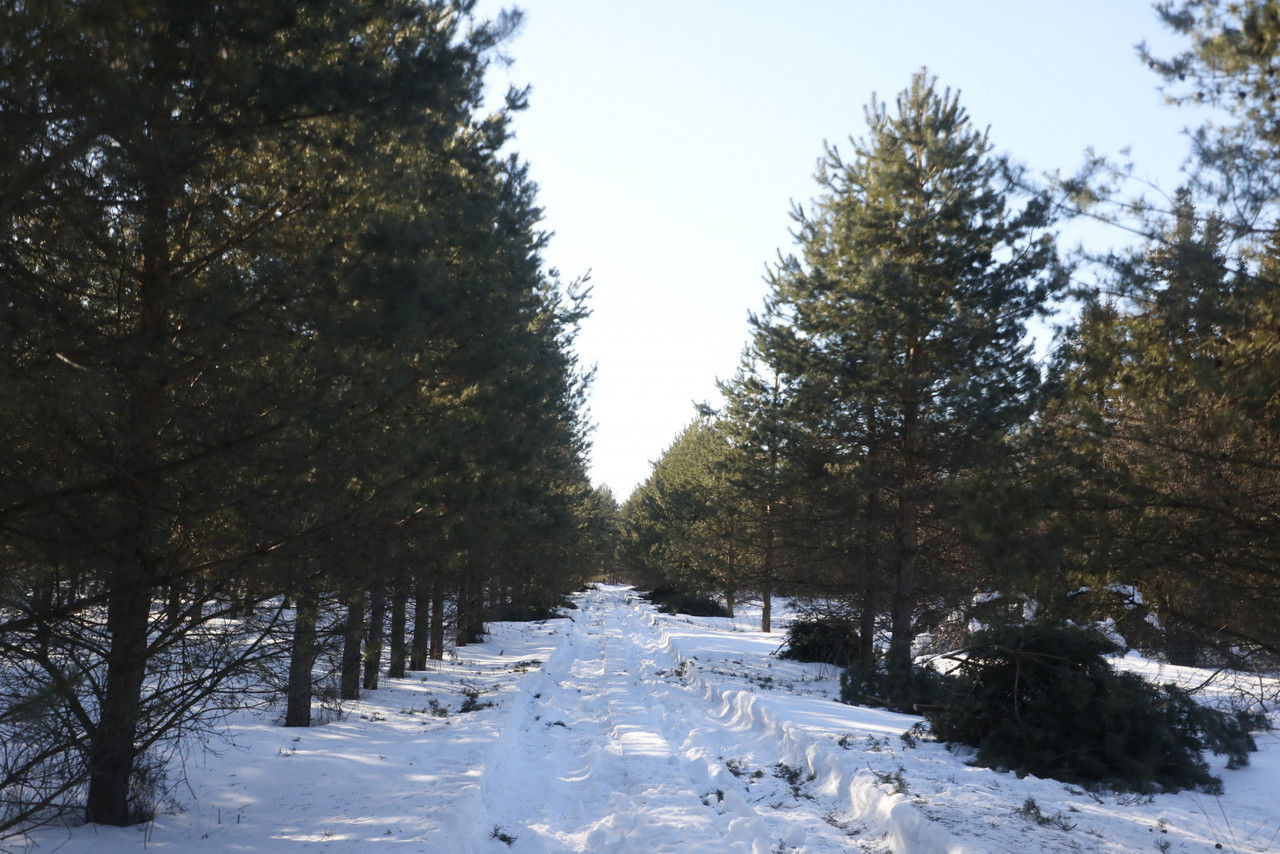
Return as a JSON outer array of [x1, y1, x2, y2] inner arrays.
[[6, 585, 1277, 853]]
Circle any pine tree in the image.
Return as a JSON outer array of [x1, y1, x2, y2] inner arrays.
[[0, 0, 522, 827], [1046, 191, 1280, 658], [1146, 0, 1280, 241], [1032, 2, 1280, 661], [757, 70, 1062, 680], [619, 419, 747, 609], [714, 356, 796, 632]]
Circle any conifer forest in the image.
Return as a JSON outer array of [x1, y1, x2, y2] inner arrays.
[[2, 2, 1278, 852]]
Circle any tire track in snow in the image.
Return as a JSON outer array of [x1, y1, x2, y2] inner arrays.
[[463, 586, 959, 853], [463, 590, 736, 852], [607, 594, 880, 853], [633, 598, 964, 854]]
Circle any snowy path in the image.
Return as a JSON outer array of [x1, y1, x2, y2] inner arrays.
[[10, 585, 1278, 854], [460, 586, 890, 853]]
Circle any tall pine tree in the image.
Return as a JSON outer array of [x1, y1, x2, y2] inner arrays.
[[0, 0, 531, 827], [756, 70, 1062, 679]]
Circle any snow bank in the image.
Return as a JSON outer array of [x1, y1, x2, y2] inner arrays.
[[642, 604, 965, 854]]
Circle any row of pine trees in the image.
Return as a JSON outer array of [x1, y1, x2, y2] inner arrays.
[[620, 3, 1280, 685], [0, 0, 615, 832]]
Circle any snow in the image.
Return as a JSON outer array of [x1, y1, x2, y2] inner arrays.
[[1104, 584, 1145, 608], [6, 585, 1278, 853]]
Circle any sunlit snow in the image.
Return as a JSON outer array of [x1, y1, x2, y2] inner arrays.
[[8, 586, 1277, 853]]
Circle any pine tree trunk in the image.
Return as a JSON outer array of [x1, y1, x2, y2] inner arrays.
[[859, 415, 882, 670], [86, 190, 167, 826], [858, 574, 877, 671], [339, 589, 365, 701], [888, 496, 917, 679], [84, 576, 152, 825], [164, 582, 182, 626], [362, 581, 386, 691], [429, 575, 445, 661], [388, 579, 407, 679], [188, 575, 204, 622], [467, 592, 485, 643], [761, 521, 774, 633], [888, 381, 919, 680], [31, 577, 54, 654], [1162, 596, 1200, 666], [229, 583, 251, 619], [454, 579, 469, 648], [723, 545, 736, 618], [456, 575, 484, 646], [410, 575, 430, 670], [284, 587, 318, 727]]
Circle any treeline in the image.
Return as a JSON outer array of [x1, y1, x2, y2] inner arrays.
[[620, 3, 1279, 682], [0, 0, 614, 833]]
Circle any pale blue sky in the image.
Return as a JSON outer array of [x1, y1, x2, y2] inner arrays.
[[478, 2, 1200, 498]]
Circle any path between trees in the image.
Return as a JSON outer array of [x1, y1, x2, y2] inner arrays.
[[15, 586, 1275, 853], [454, 586, 946, 853]]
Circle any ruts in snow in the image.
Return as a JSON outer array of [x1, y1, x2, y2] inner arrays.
[[462, 586, 880, 853]]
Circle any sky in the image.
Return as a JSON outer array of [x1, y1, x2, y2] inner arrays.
[[476, 1, 1203, 500]]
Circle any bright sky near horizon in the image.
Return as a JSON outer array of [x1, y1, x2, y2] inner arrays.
[[477, 1, 1200, 500]]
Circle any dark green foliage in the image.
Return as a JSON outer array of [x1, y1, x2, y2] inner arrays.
[[617, 419, 748, 607], [1161, 686, 1269, 771], [839, 661, 954, 713], [711, 360, 795, 634], [1146, 0, 1280, 230], [1014, 797, 1076, 831], [748, 69, 1064, 679], [781, 618, 860, 668], [488, 594, 578, 623], [643, 588, 730, 618], [1048, 586, 1224, 666], [458, 688, 496, 714], [924, 623, 1260, 793], [772, 762, 816, 797], [1041, 2, 1280, 662], [0, 0, 604, 832], [1042, 193, 1280, 660]]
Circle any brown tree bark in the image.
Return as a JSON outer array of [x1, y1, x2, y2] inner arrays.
[[362, 581, 386, 691], [410, 574, 430, 670], [429, 574, 445, 661], [888, 494, 918, 679], [888, 335, 920, 680], [761, 518, 774, 633], [339, 589, 365, 700], [84, 577, 152, 825], [456, 574, 484, 646], [387, 579, 408, 679], [723, 545, 736, 618], [454, 579, 469, 648], [858, 573, 877, 671], [284, 587, 319, 727]]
